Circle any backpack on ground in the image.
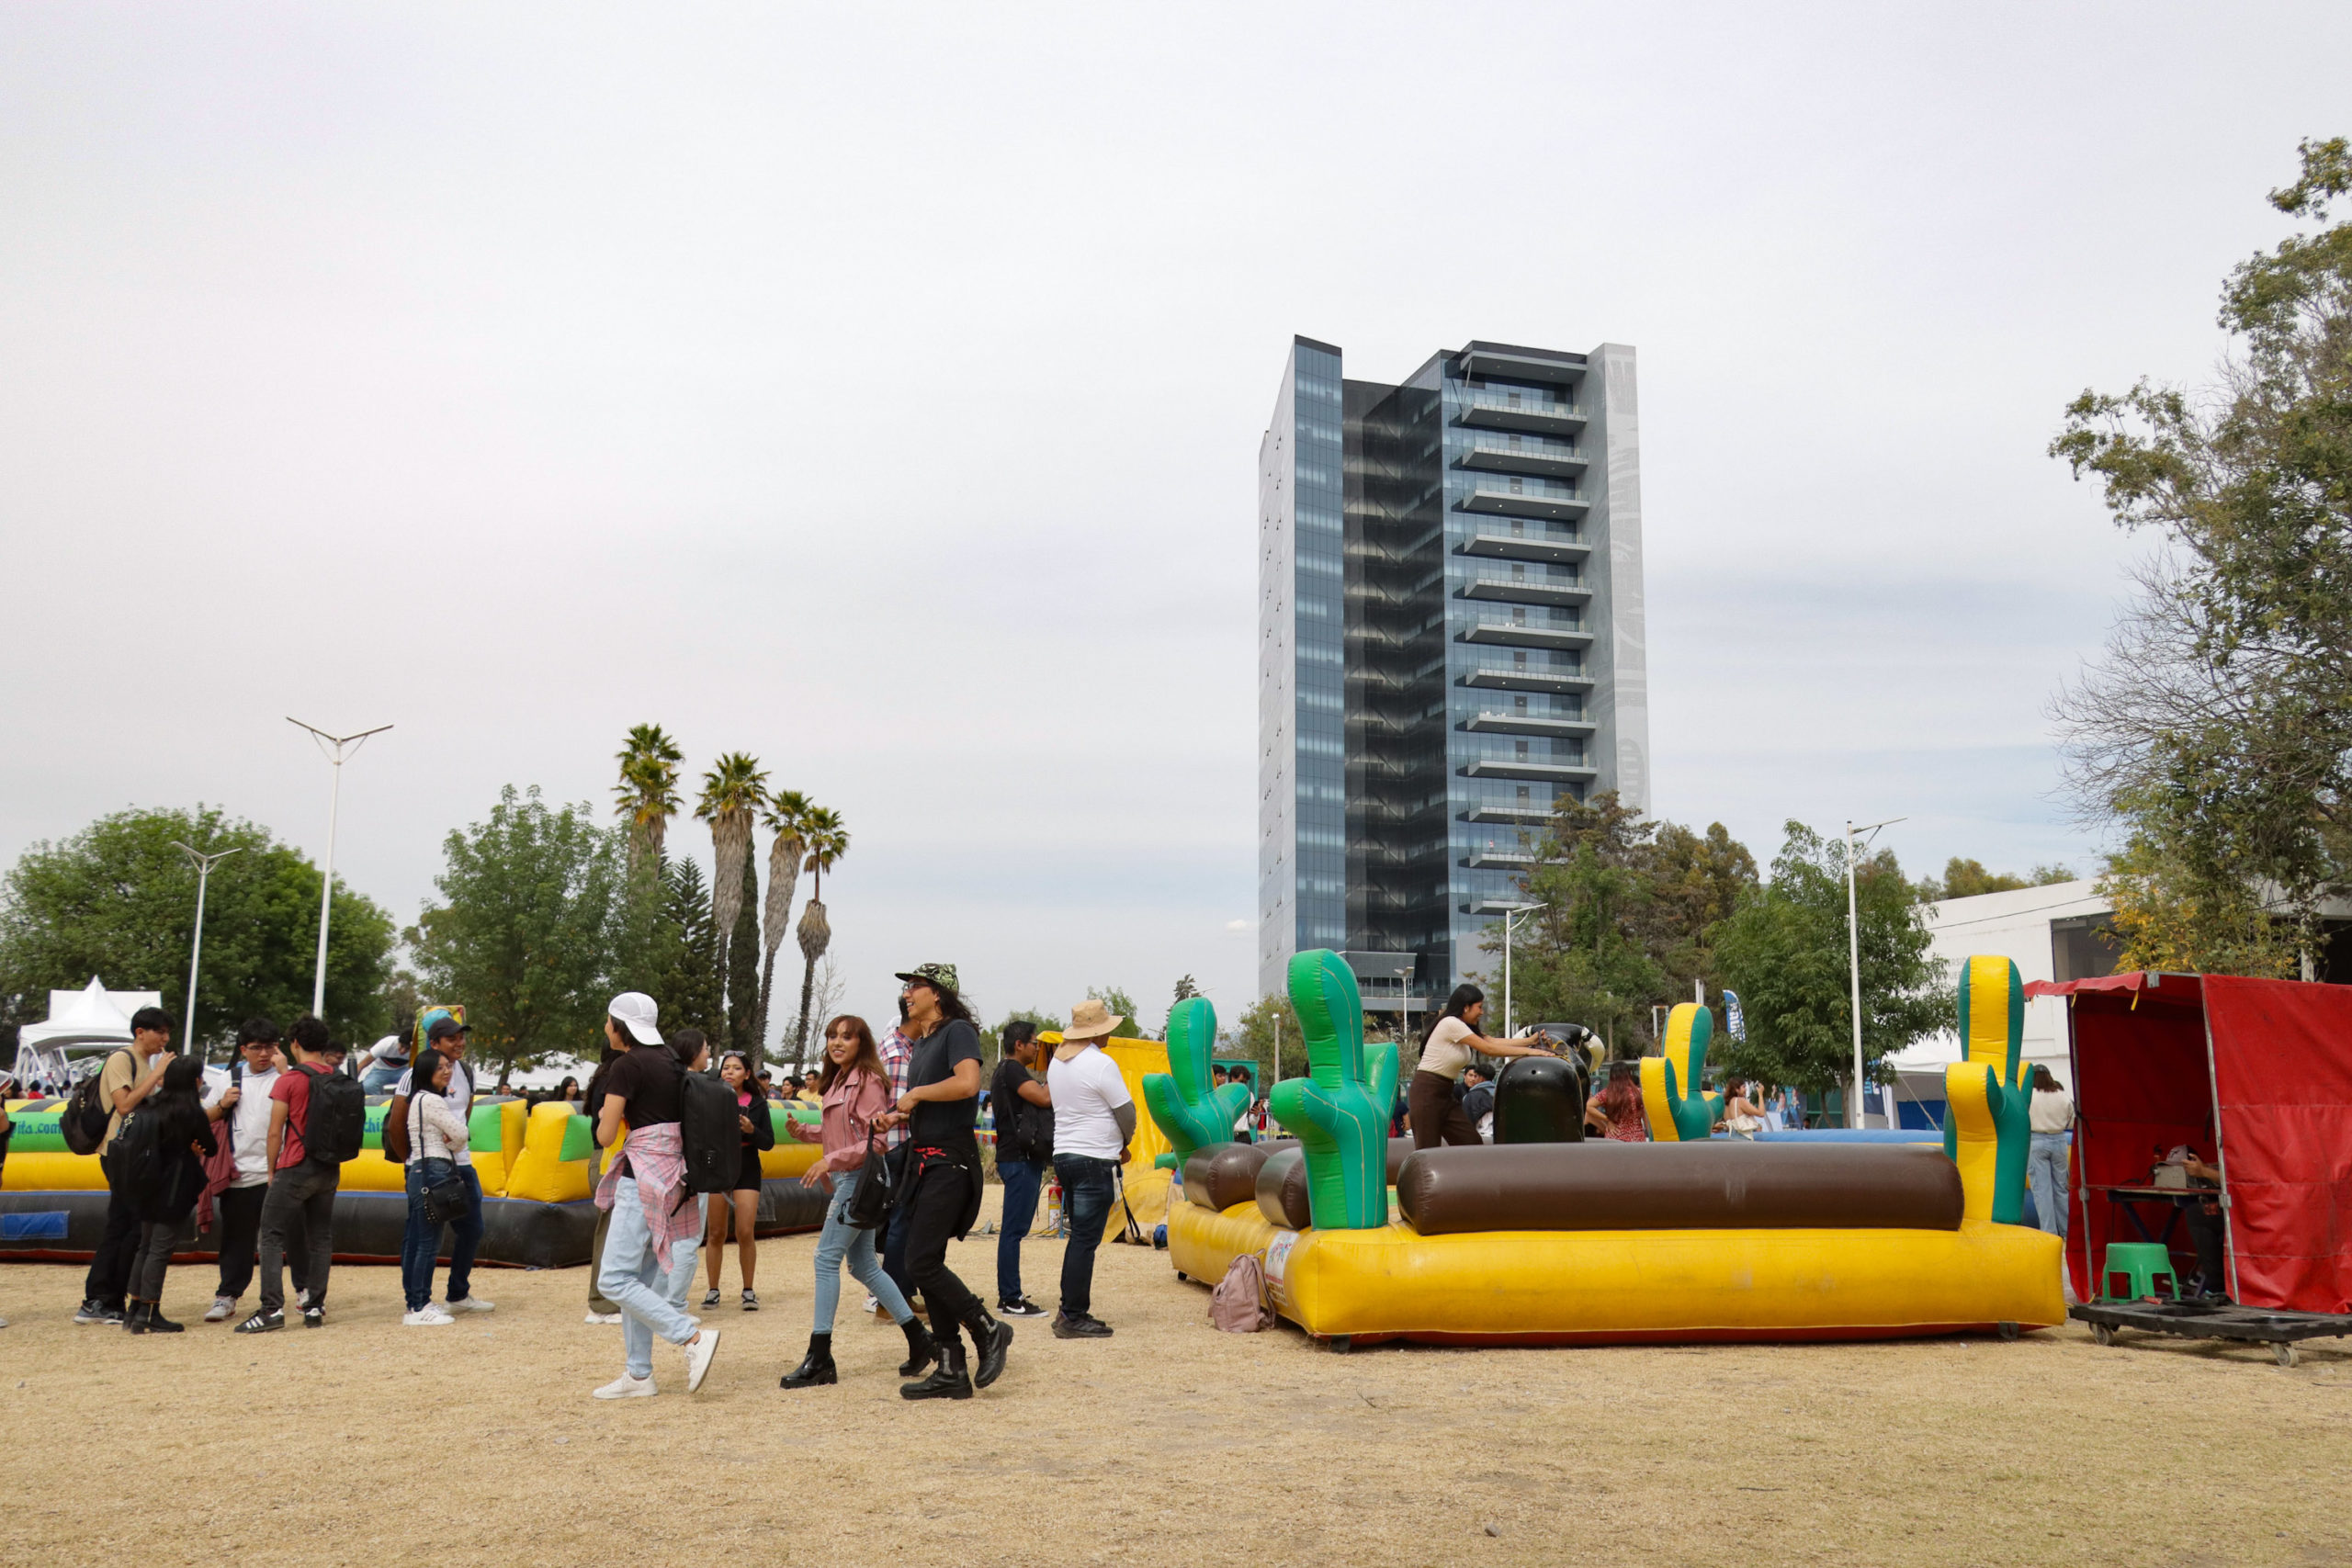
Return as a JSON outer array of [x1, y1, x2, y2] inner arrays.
[[1210, 1250, 1276, 1333], [677, 1068, 742, 1197], [62, 1050, 129, 1157], [301, 1063, 367, 1168]]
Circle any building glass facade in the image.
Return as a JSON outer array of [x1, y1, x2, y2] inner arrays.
[[1259, 337, 1648, 1010]]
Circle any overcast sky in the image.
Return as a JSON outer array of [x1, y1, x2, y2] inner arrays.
[[3, 4, 2345, 1041]]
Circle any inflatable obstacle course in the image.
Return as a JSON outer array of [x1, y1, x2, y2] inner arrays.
[[1157, 949, 2064, 1347]]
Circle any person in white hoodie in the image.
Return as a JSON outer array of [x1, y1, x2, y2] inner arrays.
[[200, 1020, 306, 1325]]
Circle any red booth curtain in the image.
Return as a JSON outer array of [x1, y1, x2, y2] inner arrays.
[[2062, 983, 2213, 1299], [2204, 977, 2352, 1314]]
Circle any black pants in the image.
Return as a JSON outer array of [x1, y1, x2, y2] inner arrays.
[[131, 1219, 180, 1303], [2184, 1199, 2228, 1293], [259, 1166, 339, 1314], [1408, 1070, 1480, 1150], [213, 1183, 308, 1302], [1054, 1155, 1117, 1319], [880, 1144, 915, 1302], [82, 1156, 141, 1310], [901, 1161, 982, 1342]]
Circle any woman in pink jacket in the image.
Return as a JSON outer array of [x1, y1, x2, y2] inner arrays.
[[780, 1015, 932, 1389]]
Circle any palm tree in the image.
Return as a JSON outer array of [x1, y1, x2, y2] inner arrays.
[[752, 787, 815, 1074], [694, 751, 769, 1015], [612, 724, 684, 877], [792, 806, 850, 1066]]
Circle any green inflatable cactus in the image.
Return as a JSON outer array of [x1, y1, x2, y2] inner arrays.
[[1141, 995, 1250, 1170], [1943, 954, 2036, 1225], [1267, 950, 1398, 1230]]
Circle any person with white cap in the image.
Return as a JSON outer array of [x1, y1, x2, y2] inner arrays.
[[1046, 998, 1137, 1339], [588, 991, 720, 1399]]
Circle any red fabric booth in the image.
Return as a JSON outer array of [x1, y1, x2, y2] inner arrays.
[[2025, 972, 2352, 1314]]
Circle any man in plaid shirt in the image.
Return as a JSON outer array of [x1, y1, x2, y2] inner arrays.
[[871, 1001, 917, 1311]]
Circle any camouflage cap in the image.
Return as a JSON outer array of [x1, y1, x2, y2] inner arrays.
[[894, 962, 960, 996]]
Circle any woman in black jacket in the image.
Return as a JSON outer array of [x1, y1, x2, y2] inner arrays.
[[701, 1051, 776, 1311], [123, 1056, 217, 1334]]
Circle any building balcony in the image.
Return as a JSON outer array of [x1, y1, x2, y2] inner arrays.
[[1458, 617, 1591, 649], [1461, 573, 1589, 608], [1458, 394, 1587, 435], [1457, 344, 1587, 387], [1463, 802, 1561, 826], [1459, 441, 1589, 479], [1462, 711, 1596, 738], [1457, 529, 1586, 566], [1459, 660, 1592, 694], [1460, 756, 1599, 783], [1462, 848, 1538, 870], [1458, 482, 1589, 522]]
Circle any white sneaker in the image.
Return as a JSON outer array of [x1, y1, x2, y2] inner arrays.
[[593, 1373, 656, 1400], [443, 1295, 494, 1314], [403, 1306, 457, 1326], [584, 1311, 624, 1325], [203, 1296, 236, 1324], [863, 1293, 881, 1314], [684, 1327, 720, 1393]]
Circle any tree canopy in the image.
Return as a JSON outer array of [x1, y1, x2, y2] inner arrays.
[[0, 806, 396, 1053], [1915, 858, 2075, 901], [2052, 136, 2352, 975]]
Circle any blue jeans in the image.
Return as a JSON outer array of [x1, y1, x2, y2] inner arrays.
[[597, 1178, 704, 1380], [811, 1168, 914, 1333], [996, 1158, 1044, 1303], [1055, 1155, 1117, 1319], [2028, 1133, 2072, 1239], [401, 1162, 486, 1311]]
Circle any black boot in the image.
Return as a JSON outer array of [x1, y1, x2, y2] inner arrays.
[[897, 1315, 937, 1378], [901, 1332, 971, 1401], [125, 1302, 152, 1336], [965, 1306, 1012, 1390], [146, 1303, 185, 1334], [780, 1332, 837, 1389]]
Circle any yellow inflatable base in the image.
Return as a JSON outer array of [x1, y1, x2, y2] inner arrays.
[[1166, 1199, 2064, 1346]]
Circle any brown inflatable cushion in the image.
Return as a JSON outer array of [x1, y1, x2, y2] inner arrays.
[[1183, 1141, 1296, 1212], [1395, 1141, 1964, 1235], [1251, 1137, 1420, 1230]]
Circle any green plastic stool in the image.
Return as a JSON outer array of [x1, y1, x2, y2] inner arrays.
[[2100, 1241, 2181, 1302]]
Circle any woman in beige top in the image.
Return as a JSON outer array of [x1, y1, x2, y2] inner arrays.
[[1409, 985, 1554, 1149]]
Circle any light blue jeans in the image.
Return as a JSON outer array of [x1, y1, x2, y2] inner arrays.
[[2028, 1133, 2072, 1239], [812, 1168, 914, 1333], [598, 1178, 705, 1380]]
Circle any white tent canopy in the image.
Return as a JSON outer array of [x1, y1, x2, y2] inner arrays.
[[18, 976, 161, 1055]]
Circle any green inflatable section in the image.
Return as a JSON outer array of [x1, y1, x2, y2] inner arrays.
[[3, 1104, 69, 1154], [1655, 1004, 1722, 1143], [1945, 956, 2036, 1226], [1267, 950, 1397, 1231], [1142, 996, 1250, 1170]]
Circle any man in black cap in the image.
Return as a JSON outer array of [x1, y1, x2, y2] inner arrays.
[[878, 963, 1013, 1400]]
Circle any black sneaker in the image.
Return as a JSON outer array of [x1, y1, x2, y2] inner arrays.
[[234, 1310, 285, 1335], [74, 1300, 124, 1326], [302, 1306, 324, 1328], [1052, 1312, 1114, 1339], [997, 1296, 1047, 1318]]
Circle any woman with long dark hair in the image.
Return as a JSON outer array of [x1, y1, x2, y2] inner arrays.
[[702, 1051, 774, 1311], [123, 1056, 217, 1333], [1584, 1061, 1648, 1141], [1409, 984, 1554, 1150], [780, 1014, 928, 1388]]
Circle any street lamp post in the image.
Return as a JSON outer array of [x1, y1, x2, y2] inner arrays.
[[288, 718, 392, 1021], [1491, 902, 1543, 1039], [1844, 816, 1905, 1129], [170, 840, 243, 1067]]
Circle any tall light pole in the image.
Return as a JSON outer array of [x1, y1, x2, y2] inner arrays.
[[1491, 902, 1543, 1038], [288, 718, 392, 1021], [1844, 816, 1905, 1128], [170, 840, 243, 1067]]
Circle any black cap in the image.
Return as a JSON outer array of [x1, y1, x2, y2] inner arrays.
[[426, 1017, 470, 1043]]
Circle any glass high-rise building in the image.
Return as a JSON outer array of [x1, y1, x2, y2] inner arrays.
[[1258, 335, 1649, 1016]]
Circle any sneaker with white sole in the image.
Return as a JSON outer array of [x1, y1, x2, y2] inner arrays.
[[998, 1296, 1048, 1318], [684, 1327, 720, 1393], [204, 1296, 237, 1325], [593, 1373, 656, 1400], [702, 1288, 721, 1308], [740, 1290, 758, 1312], [863, 1294, 882, 1314], [443, 1295, 494, 1314], [403, 1306, 457, 1326], [584, 1311, 624, 1325]]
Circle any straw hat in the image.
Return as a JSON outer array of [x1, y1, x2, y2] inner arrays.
[[1063, 998, 1123, 1041]]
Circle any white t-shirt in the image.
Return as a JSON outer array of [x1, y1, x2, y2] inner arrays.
[[2030, 1088, 2074, 1134], [395, 1055, 475, 1166], [203, 1065, 282, 1188], [1047, 1046, 1133, 1161]]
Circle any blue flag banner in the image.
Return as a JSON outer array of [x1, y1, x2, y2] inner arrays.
[[1724, 989, 1747, 1043]]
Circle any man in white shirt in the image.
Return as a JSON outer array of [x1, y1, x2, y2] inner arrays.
[[1046, 998, 1136, 1340], [201, 1019, 304, 1324], [393, 1012, 493, 1316]]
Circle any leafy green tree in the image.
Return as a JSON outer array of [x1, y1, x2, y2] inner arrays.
[[1916, 858, 2075, 901], [1089, 984, 1147, 1039], [2052, 137, 2352, 975], [1711, 823, 1946, 1098], [0, 806, 394, 1053], [409, 786, 628, 1083], [612, 724, 684, 879], [1227, 991, 1299, 1081]]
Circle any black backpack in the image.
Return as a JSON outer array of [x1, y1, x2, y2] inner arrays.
[[677, 1069, 742, 1197], [301, 1063, 367, 1168], [62, 1050, 130, 1157], [110, 1102, 163, 1196]]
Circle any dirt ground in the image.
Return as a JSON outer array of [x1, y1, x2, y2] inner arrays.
[[8, 1186, 2350, 1568]]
